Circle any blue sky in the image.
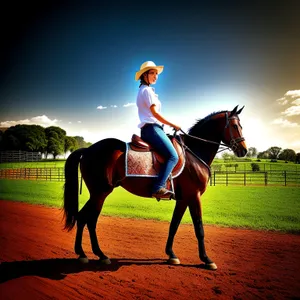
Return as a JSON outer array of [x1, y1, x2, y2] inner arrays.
[[1, 1, 300, 152]]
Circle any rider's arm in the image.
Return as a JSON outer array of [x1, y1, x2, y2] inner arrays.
[[150, 104, 181, 131]]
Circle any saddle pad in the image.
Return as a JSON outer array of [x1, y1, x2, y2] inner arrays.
[[125, 143, 185, 178]]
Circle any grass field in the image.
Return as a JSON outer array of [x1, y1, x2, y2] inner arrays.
[[0, 179, 299, 233], [0, 160, 66, 169]]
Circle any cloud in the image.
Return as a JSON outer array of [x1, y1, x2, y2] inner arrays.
[[111, 105, 118, 108], [276, 89, 300, 118], [0, 115, 59, 127], [77, 121, 82, 123], [292, 98, 300, 105], [97, 105, 107, 110], [282, 105, 300, 116], [123, 102, 135, 107], [271, 118, 299, 128], [284, 90, 300, 98], [276, 97, 288, 105]]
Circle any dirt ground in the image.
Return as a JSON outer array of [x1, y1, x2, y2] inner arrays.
[[0, 200, 299, 300]]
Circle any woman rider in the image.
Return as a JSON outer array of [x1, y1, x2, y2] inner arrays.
[[135, 61, 181, 199]]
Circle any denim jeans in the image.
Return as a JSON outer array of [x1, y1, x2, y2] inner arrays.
[[141, 123, 179, 192]]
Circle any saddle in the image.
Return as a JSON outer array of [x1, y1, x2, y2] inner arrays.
[[126, 134, 185, 179]]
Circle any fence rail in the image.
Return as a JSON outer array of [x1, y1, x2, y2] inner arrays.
[[0, 168, 299, 186], [210, 171, 300, 186], [0, 151, 42, 163], [0, 168, 65, 181]]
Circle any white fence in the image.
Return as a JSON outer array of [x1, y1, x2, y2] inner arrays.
[[0, 151, 42, 163]]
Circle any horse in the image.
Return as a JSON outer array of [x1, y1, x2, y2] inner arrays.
[[63, 105, 247, 270]]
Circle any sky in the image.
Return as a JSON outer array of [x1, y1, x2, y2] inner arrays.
[[1, 0, 300, 153]]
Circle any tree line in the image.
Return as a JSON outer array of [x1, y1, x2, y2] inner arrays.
[[1, 125, 299, 163], [0, 125, 92, 159], [222, 146, 300, 163]]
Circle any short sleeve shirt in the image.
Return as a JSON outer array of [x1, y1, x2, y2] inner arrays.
[[136, 85, 162, 128]]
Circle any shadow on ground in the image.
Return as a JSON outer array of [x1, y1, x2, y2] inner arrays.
[[0, 258, 204, 283]]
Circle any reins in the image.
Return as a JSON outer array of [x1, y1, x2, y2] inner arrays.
[[176, 133, 212, 177], [177, 111, 245, 154], [172, 111, 246, 176], [179, 129, 230, 153]]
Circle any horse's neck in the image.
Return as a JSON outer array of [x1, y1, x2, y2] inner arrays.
[[186, 122, 222, 165]]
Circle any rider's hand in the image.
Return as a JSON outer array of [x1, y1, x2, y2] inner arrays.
[[172, 124, 181, 131]]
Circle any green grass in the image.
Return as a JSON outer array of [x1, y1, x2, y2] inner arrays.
[[0, 179, 299, 233], [0, 160, 66, 169]]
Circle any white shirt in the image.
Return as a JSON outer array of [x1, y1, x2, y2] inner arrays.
[[136, 85, 162, 129]]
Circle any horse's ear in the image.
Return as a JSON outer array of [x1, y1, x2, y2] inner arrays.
[[230, 105, 239, 117], [236, 105, 245, 115]]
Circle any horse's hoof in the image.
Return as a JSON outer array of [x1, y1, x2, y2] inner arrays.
[[167, 257, 180, 265], [205, 262, 217, 270], [100, 258, 111, 265], [78, 256, 89, 264]]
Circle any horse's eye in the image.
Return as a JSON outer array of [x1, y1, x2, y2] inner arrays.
[[233, 124, 238, 130]]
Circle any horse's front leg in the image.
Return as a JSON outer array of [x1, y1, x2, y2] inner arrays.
[[188, 193, 217, 270], [165, 199, 187, 264]]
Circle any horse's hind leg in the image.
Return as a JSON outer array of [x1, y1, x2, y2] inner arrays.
[[86, 191, 112, 264], [74, 190, 112, 263], [74, 199, 93, 262]]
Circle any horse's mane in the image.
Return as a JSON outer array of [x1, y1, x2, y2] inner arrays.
[[188, 110, 227, 135]]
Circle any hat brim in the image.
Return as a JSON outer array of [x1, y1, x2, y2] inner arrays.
[[135, 66, 164, 81]]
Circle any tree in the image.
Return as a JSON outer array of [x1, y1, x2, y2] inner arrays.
[[251, 163, 260, 171], [296, 153, 300, 164], [0, 130, 3, 149], [278, 149, 296, 162], [25, 125, 47, 153], [64, 136, 78, 154], [246, 147, 257, 158], [45, 126, 66, 159], [221, 152, 235, 161], [257, 151, 269, 159], [267, 146, 282, 160], [1, 125, 47, 152], [73, 136, 91, 148], [73, 136, 85, 148]]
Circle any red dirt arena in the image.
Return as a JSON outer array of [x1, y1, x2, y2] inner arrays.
[[0, 200, 299, 300]]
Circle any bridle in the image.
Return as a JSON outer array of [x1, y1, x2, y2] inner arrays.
[[222, 112, 245, 152], [179, 111, 245, 153]]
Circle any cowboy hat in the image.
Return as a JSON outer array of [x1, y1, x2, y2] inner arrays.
[[135, 61, 164, 81]]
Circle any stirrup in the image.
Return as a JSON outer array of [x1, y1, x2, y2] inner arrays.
[[152, 188, 175, 201]]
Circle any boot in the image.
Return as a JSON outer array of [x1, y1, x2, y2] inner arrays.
[[152, 187, 175, 200]]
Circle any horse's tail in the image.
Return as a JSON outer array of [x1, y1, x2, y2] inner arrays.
[[63, 148, 85, 231]]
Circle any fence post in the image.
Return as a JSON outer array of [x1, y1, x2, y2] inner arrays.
[[264, 172, 268, 186], [284, 170, 287, 186]]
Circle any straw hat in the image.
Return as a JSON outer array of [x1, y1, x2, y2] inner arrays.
[[135, 61, 164, 81]]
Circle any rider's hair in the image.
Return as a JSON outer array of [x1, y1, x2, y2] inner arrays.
[[139, 71, 150, 88]]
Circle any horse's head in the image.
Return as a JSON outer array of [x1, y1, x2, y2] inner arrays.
[[222, 105, 248, 157]]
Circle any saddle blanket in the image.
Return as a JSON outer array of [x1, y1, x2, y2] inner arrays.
[[125, 143, 158, 177], [125, 143, 185, 178]]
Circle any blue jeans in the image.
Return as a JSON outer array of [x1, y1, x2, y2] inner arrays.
[[141, 123, 179, 192]]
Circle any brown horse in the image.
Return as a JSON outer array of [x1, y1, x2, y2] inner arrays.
[[63, 105, 247, 270]]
